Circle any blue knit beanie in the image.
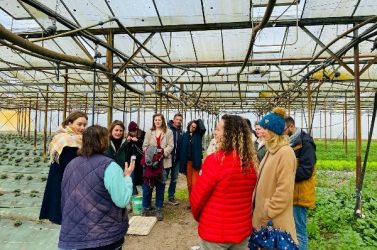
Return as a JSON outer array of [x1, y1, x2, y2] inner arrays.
[[259, 107, 287, 135]]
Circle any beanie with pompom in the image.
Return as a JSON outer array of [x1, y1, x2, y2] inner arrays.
[[259, 107, 287, 135]]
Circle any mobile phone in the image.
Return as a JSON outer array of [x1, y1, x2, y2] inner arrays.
[[131, 155, 136, 163]]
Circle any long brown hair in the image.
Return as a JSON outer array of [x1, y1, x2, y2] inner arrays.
[[151, 113, 167, 133], [78, 125, 109, 157], [219, 115, 256, 173], [108, 120, 125, 139], [62, 111, 87, 128]]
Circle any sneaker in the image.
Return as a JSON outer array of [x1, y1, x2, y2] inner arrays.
[[156, 208, 164, 221], [168, 197, 180, 206]]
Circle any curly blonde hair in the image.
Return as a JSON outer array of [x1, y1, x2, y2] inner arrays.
[[218, 115, 257, 173]]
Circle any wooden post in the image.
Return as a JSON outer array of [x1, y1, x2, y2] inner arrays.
[[49, 107, 53, 136], [319, 110, 322, 139], [57, 104, 60, 127], [345, 96, 348, 154], [23, 106, 27, 137], [63, 69, 68, 120], [43, 87, 49, 161], [123, 87, 127, 125], [106, 30, 114, 128], [34, 94, 38, 150], [324, 103, 327, 149], [329, 110, 332, 141], [28, 100, 32, 139], [156, 68, 162, 113], [307, 80, 312, 135], [137, 95, 141, 125], [354, 27, 362, 193]]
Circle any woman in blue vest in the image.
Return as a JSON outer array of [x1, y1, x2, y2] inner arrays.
[[39, 111, 87, 225], [58, 125, 134, 250]]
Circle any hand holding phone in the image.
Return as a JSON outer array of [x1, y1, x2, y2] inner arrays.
[[131, 155, 136, 162], [124, 156, 136, 177]]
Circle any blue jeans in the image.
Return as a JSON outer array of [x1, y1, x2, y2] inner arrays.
[[164, 162, 180, 199], [142, 178, 165, 209], [293, 205, 308, 250]]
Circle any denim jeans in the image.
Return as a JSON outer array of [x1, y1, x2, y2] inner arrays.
[[293, 205, 308, 250], [164, 161, 180, 199], [142, 178, 165, 209]]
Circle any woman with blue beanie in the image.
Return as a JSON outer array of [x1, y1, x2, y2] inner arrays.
[[249, 107, 299, 249]]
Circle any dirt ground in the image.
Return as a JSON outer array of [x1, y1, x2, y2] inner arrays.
[[123, 174, 201, 250]]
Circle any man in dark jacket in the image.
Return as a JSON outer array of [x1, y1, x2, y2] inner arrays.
[[285, 117, 316, 250], [166, 113, 183, 205]]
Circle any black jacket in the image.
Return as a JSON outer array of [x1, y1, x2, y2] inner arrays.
[[290, 130, 316, 182]]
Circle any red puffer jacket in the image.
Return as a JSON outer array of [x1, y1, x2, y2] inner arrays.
[[190, 150, 257, 243]]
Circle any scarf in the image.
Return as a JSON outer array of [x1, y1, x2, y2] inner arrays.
[[256, 138, 265, 150], [49, 126, 82, 164], [289, 127, 301, 146], [111, 138, 123, 151]]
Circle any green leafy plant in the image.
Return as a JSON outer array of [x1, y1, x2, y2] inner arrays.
[[14, 174, 24, 180]]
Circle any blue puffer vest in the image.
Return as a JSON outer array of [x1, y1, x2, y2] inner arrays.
[[59, 154, 129, 249]]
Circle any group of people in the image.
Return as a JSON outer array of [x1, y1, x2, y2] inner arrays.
[[38, 107, 316, 250], [191, 108, 316, 250], [39, 111, 208, 249]]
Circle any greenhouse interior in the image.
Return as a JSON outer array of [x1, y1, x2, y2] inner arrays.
[[0, 0, 376, 249]]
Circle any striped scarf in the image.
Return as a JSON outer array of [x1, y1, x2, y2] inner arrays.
[[49, 126, 82, 164]]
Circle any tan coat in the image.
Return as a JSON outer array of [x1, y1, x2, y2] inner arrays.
[[252, 143, 298, 244], [143, 129, 174, 168]]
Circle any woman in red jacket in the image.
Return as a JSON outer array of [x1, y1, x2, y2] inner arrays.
[[190, 114, 257, 250]]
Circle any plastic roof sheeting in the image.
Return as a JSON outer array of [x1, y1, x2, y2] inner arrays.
[[0, 0, 375, 114]]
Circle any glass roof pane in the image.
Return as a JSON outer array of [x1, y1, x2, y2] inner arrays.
[[155, 0, 203, 25], [192, 30, 223, 61], [302, 0, 358, 18], [0, 0, 31, 19], [222, 29, 252, 60], [0, 46, 34, 67], [255, 27, 286, 48], [283, 26, 323, 57], [21, 1, 73, 31], [0, 8, 39, 32], [31, 37, 90, 59], [203, 0, 249, 23], [164, 32, 196, 62], [115, 33, 170, 63], [61, 0, 113, 27], [108, 0, 160, 27], [354, 0, 377, 16]]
